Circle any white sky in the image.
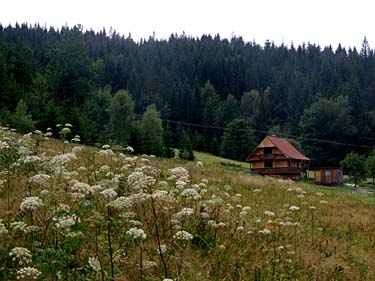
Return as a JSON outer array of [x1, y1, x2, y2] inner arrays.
[[1, 0, 373, 49]]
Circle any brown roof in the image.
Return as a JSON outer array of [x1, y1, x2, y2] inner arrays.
[[267, 136, 310, 161], [244, 136, 310, 161]]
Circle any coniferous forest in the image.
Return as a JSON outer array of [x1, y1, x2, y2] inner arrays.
[[1, 23, 375, 167]]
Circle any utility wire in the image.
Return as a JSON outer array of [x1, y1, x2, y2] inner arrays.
[[162, 119, 375, 150]]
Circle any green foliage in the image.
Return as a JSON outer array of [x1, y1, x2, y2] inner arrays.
[[139, 104, 164, 156], [2, 25, 375, 164], [340, 152, 366, 188], [162, 122, 175, 158], [9, 99, 35, 133], [179, 129, 195, 161], [108, 90, 135, 146], [365, 150, 375, 185], [299, 96, 356, 167], [81, 86, 112, 144], [220, 119, 256, 161]]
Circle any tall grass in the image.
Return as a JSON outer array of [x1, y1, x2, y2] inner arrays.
[[1, 126, 375, 280]]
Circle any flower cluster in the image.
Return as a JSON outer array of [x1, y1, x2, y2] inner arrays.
[[0, 219, 8, 235], [88, 257, 101, 272], [28, 174, 50, 187], [100, 188, 118, 200], [126, 227, 147, 240], [181, 188, 201, 200], [127, 171, 155, 191], [168, 167, 189, 181], [107, 196, 132, 209], [9, 247, 32, 265], [53, 214, 80, 231], [16, 267, 41, 280], [71, 182, 91, 194], [20, 197, 42, 212], [173, 230, 193, 241]]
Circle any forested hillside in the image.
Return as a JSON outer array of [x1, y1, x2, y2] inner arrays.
[[1, 23, 375, 166]]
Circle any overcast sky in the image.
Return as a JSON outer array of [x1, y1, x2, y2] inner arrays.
[[2, 0, 373, 49]]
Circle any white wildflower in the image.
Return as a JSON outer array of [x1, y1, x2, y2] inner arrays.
[[126, 146, 134, 153], [289, 206, 300, 211], [20, 197, 42, 212], [157, 244, 167, 254], [54, 214, 80, 231], [60, 127, 71, 134], [173, 230, 193, 241], [168, 167, 189, 181], [0, 219, 8, 234], [9, 247, 32, 265], [100, 188, 118, 200], [71, 182, 91, 194], [142, 260, 157, 269], [264, 211, 275, 218], [236, 226, 245, 232], [181, 188, 201, 199], [126, 227, 147, 240], [258, 228, 271, 235], [10, 221, 27, 233], [88, 257, 101, 272], [72, 146, 81, 153], [107, 197, 132, 209], [175, 208, 194, 220], [196, 161, 203, 167], [16, 267, 41, 280], [128, 171, 156, 191]]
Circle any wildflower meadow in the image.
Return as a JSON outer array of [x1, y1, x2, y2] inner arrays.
[[1, 125, 375, 280]]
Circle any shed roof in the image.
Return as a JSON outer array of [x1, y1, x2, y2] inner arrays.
[[244, 136, 310, 161]]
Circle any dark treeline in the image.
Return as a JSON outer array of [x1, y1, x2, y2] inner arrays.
[[1, 23, 375, 166]]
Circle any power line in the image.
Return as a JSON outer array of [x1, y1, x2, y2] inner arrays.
[[162, 119, 375, 150]]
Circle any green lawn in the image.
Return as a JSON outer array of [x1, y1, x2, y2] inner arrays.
[[194, 151, 249, 171]]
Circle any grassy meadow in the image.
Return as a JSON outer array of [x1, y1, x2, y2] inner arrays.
[[1, 126, 375, 280]]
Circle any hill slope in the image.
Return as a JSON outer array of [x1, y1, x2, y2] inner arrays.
[[1, 127, 375, 280]]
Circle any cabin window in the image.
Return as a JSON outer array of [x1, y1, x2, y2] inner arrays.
[[264, 161, 273, 168], [325, 170, 331, 176], [264, 147, 272, 154]]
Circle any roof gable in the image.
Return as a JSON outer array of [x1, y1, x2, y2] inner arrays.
[[244, 136, 310, 161]]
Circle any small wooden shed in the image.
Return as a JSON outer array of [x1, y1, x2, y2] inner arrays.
[[314, 168, 343, 185]]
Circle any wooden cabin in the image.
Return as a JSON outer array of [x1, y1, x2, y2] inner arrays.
[[244, 135, 310, 179], [314, 168, 343, 185]]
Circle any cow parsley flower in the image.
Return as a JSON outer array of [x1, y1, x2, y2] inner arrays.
[[54, 214, 80, 231], [100, 188, 118, 200], [126, 227, 147, 240], [0, 219, 8, 234], [70, 182, 90, 194], [9, 247, 32, 265], [10, 221, 27, 233], [181, 188, 201, 199], [168, 167, 189, 181], [88, 257, 101, 272], [128, 171, 155, 190], [173, 230, 193, 241], [196, 161, 203, 167], [28, 174, 50, 187], [20, 197, 42, 212], [175, 208, 194, 220], [289, 206, 300, 211], [258, 228, 271, 235], [16, 267, 41, 280], [107, 197, 132, 209], [264, 211, 275, 217]]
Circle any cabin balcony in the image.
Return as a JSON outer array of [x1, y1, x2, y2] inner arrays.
[[247, 154, 287, 161], [250, 167, 305, 175]]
